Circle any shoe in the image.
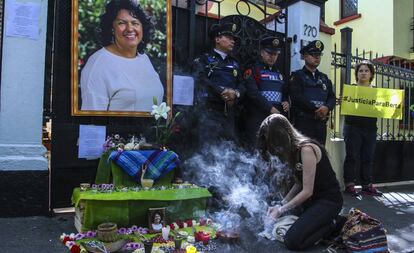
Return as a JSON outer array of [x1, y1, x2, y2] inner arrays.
[[362, 184, 383, 196], [344, 185, 361, 197]]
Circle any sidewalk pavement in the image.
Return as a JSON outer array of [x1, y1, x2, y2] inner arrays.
[[0, 185, 413, 253]]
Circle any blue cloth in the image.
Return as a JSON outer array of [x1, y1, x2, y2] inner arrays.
[[109, 150, 179, 182]]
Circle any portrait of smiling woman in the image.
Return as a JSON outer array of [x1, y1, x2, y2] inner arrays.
[[71, 0, 172, 116]]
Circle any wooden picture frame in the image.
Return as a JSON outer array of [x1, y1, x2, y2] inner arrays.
[[71, 0, 172, 117], [148, 207, 166, 233]]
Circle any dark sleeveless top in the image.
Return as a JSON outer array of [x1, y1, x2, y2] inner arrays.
[[294, 142, 343, 206]]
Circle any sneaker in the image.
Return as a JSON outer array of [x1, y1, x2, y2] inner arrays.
[[344, 184, 361, 197], [362, 184, 383, 196]]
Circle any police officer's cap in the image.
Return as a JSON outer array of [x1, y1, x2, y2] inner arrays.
[[261, 36, 284, 54], [209, 22, 237, 39], [300, 40, 324, 55]]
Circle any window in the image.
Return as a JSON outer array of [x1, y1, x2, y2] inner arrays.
[[341, 0, 358, 19]]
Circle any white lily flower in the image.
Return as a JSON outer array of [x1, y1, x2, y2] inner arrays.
[[151, 102, 170, 120], [124, 143, 135, 151]]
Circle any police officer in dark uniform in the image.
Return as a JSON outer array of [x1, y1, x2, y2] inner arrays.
[[241, 36, 289, 146], [192, 22, 245, 145], [289, 40, 336, 145]]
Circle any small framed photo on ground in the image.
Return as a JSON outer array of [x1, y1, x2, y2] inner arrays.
[[148, 207, 166, 233]]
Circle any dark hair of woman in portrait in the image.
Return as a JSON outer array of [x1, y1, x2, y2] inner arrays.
[[258, 114, 343, 251], [100, 0, 154, 54]]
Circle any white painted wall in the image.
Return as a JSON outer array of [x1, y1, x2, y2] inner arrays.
[[287, 1, 321, 71], [0, 0, 48, 171]]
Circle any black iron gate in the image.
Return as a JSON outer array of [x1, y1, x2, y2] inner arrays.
[[47, 0, 289, 208]]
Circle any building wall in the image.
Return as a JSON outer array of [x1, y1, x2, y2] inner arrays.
[[393, 0, 413, 58], [0, 0, 49, 216], [325, 0, 394, 56], [319, 32, 333, 75]]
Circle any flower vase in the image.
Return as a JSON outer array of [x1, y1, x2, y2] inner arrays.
[[141, 165, 154, 188], [96, 223, 118, 242], [161, 226, 170, 241], [143, 240, 154, 253]]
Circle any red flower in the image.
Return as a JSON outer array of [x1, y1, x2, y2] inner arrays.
[[186, 219, 193, 227], [70, 244, 81, 253], [171, 124, 180, 133], [177, 221, 184, 229], [62, 236, 72, 245], [169, 223, 175, 230], [199, 219, 206, 226]]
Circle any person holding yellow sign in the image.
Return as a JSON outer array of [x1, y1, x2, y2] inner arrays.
[[343, 61, 382, 197]]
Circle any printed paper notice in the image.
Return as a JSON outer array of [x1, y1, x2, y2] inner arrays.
[[5, 0, 41, 40], [78, 125, 106, 159], [173, 75, 194, 106]]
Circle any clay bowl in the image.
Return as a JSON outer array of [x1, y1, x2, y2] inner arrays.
[[96, 222, 118, 242], [141, 179, 154, 188], [216, 230, 240, 242]]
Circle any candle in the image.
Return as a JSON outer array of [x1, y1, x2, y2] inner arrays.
[[186, 245, 197, 253], [200, 233, 210, 245], [161, 226, 170, 241]]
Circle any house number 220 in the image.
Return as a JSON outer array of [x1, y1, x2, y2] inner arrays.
[[303, 24, 318, 38]]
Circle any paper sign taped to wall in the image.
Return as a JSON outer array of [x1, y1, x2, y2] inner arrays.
[[5, 0, 41, 40], [78, 125, 106, 159], [173, 75, 194, 106]]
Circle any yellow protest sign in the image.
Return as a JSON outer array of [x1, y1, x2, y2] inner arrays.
[[340, 84, 404, 119]]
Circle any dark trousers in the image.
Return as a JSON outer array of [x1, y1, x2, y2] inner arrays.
[[284, 199, 342, 251], [343, 124, 377, 186], [294, 117, 327, 145]]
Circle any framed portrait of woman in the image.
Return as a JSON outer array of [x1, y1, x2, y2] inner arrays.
[[148, 207, 166, 233], [71, 0, 172, 117]]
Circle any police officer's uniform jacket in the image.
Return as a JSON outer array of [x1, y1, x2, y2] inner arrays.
[[249, 62, 288, 113], [289, 66, 336, 120], [240, 62, 288, 145], [193, 50, 243, 112]]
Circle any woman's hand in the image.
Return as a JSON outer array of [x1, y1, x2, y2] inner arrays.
[[314, 105, 329, 120], [267, 205, 283, 219], [282, 101, 289, 112], [221, 88, 236, 101]]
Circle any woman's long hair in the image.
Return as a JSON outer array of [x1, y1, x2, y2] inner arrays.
[[257, 114, 311, 166], [100, 0, 154, 54]]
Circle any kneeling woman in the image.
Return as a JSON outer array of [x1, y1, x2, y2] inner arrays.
[[259, 114, 343, 250]]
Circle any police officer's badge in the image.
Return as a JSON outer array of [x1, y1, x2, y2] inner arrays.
[[272, 39, 279, 46], [232, 24, 237, 32], [279, 73, 283, 80], [233, 69, 238, 77], [322, 83, 327, 91], [244, 69, 252, 79], [315, 40, 322, 49]]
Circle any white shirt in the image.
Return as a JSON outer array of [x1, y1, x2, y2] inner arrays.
[[152, 223, 162, 231], [214, 48, 228, 60], [80, 48, 164, 112]]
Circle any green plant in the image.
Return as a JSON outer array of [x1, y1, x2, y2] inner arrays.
[[151, 98, 181, 146]]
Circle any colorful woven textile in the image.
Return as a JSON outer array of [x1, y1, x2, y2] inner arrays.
[[341, 208, 388, 253], [109, 150, 180, 181]]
